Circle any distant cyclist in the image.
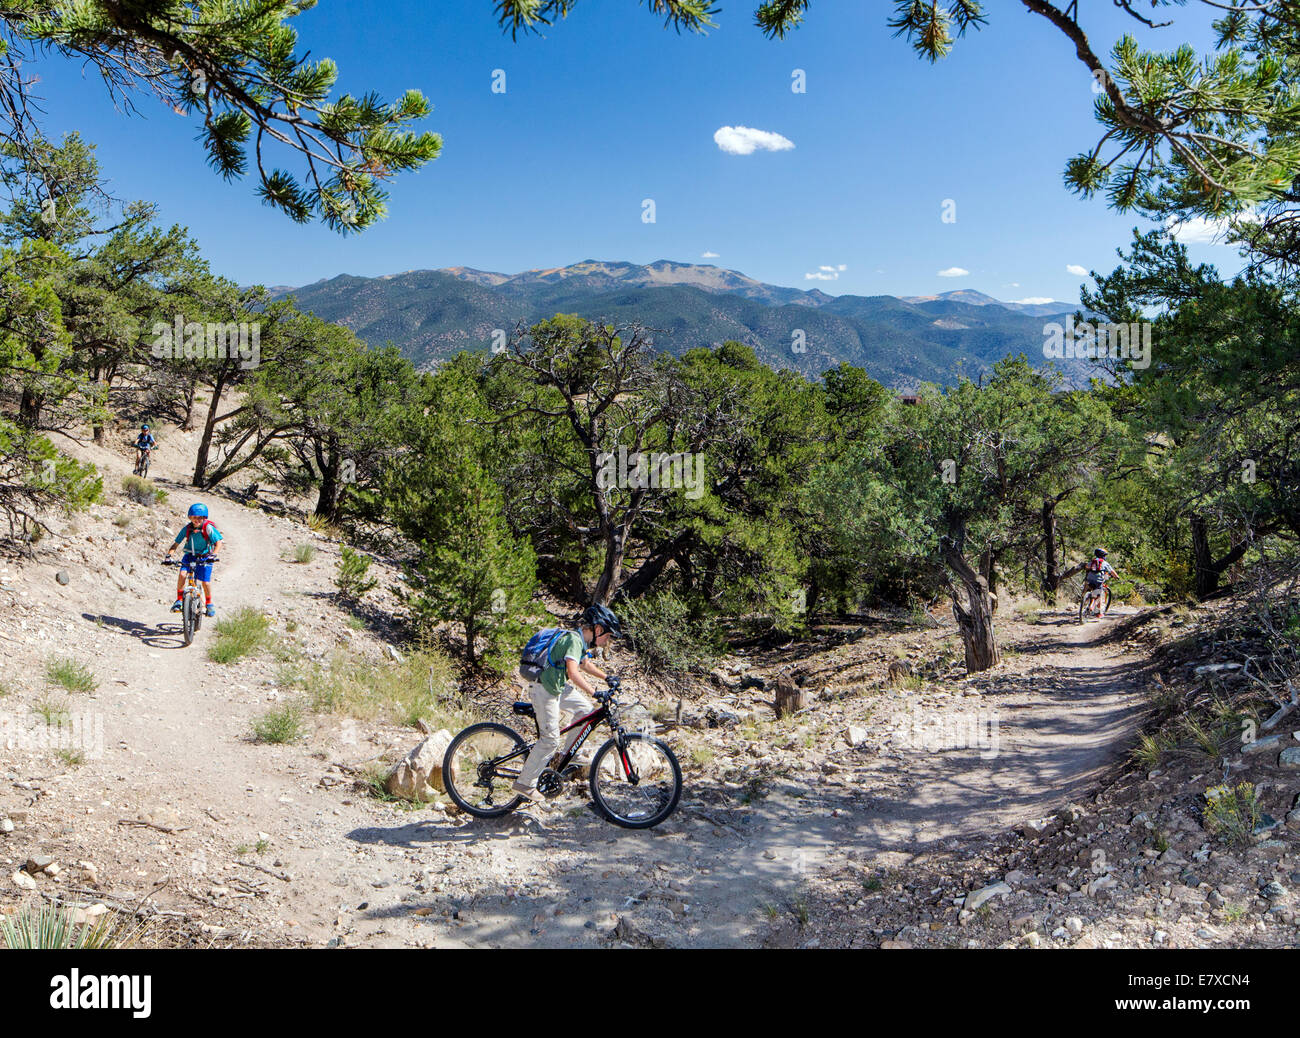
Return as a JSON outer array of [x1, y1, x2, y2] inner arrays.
[[135, 424, 156, 473], [511, 604, 621, 802], [1083, 548, 1120, 618], [164, 504, 223, 617]]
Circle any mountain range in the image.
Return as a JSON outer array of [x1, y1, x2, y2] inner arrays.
[[273, 260, 1087, 387]]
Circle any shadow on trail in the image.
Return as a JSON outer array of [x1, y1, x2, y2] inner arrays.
[[336, 627, 1154, 947], [83, 611, 189, 650]]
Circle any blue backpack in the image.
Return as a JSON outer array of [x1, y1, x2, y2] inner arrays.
[[519, 628, 566, 682]]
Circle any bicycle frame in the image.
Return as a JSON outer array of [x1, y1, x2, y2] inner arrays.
[[493, 699, 639, 784]]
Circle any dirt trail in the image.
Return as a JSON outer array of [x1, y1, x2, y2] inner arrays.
[[6, 429, 1151, 949]]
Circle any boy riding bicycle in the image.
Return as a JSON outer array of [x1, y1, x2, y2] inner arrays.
[[135, 424, 156, 471], [511, 604, 621, 802], [164, 503, 223, 617], [1083, 548, 1120, 618]]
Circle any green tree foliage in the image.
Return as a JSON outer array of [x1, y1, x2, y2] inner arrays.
[[0, 417, 100, 540], [491, 315, 692, 606], [1085, 230, 1300, 596], [336, 546, 378, 600], [810, 357, 1116, 671], [2, 1, 440, 229], [384, 355, 537, 670]]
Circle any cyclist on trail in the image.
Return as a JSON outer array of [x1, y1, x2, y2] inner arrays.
[[511, 604, 621, 802], [1083, 548, 1120, 618], [135, 424, 156, 469], [164, 504, 223, 617]]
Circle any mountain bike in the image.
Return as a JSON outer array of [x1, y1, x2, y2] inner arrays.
[[1078, 579, 1111, 623], [132, 445, 152, 478], [442, 680, 682, 829], [163, 556, 217, 646]]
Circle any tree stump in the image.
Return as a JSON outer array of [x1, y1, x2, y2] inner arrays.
[[774, 672, 806, 719]]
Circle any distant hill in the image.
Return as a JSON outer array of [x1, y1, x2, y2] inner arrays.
[[272, 260, 1088, 387], [900, 289, 1077, 319]]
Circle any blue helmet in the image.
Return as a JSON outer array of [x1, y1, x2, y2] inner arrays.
[[141, 424, 150, 430], [581, 603, 621, 637], [188, 503, 209, 519]]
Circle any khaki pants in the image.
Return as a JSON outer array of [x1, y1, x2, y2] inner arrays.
[[516, 681, 593, 790]]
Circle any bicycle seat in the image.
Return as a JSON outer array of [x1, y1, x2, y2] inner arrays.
[[511, 701, 535, 719]]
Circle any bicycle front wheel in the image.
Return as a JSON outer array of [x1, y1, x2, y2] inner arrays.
[[589, 734, 682, 829], [182, 592, 195, 646], [442, 722, 528, 819]]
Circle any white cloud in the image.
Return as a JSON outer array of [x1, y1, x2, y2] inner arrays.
[[714, 125, 795, 155], [1165, 215, 1233, 244], [1066, 264, 1090, 277], [937, 267, 969, 278], [701, 250, 720, 259], [805, 262, 847, 281], [1005, 282, 1020, 288], [1012, 297, 1054, 305]]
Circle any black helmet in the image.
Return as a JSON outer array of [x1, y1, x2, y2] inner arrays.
[[1095, 548, 1108, 557], [581, 603, 621, 637]]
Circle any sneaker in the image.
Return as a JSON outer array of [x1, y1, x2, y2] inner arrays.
[[170, 600, 183, 613], [510, 781, 538, 802], [205, 604, 216, 617]]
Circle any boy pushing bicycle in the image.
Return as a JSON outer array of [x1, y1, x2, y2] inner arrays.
[[511, 604, 621, 801]]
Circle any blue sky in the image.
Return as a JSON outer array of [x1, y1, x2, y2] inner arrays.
[[32, 0, 1241, 303]]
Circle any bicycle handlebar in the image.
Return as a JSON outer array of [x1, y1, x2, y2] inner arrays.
[[163, 556, 218, 566]]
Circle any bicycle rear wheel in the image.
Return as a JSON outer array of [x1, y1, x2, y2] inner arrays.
[[442, 722, 528, 818], [588, 734, 682, 829]]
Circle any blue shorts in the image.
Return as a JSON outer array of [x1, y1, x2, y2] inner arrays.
[[180, 553, 214, 582]]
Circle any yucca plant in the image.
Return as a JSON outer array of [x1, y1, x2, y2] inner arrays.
[[0, 901, 142, 949]]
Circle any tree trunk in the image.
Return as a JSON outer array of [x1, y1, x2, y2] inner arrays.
[[19, 388, 41, 429], [182, 377, 198, 431], [313, 440, 342, 522], [1041, 498, 1060, 605], [91, 376, 108, 444], [192, 369, 229, 487], [981, 549, 999, 615], [593, 525, 627, 605], [774, 672, 807, 718], [464, 614, 479, 667], [943, 542, 1000, 674], [613, 530, 693, 601], [1191, 515, 1217, 599]]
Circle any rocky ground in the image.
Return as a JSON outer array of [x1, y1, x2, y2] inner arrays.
[[0, 419, 1297, 949]]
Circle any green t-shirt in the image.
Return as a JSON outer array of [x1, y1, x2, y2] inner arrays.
[[540, 630, 587, 697]]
